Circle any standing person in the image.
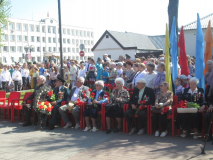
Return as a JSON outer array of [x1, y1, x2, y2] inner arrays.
[[70, 61, 77, 87], [108, 62, 117, 86], [125, 54, 131, 62], [21, 63, 30, 90], [144, 63, 157, 89], [9, 65, 14, 77], [123, 61, 134, 87], [101, 67, 110, 83], [85, 57, 91, 74], [154, 62, 166, 96], [103, 54, 110, 62], [118, 55, 124, 63], [33, 67, 39, 88], [87, 59, 96, 82], [12, 65, 22, 91], [29, 65, 35, 89], [132, 63, 146, 88], [64, 66, 70, 88], [50, 55, 57, 64], [95, 57, 103, 80], [78, 61, 86, 78], [116, 62, 123, 78], [50, 66, 59, 88], [0, 65, 12, 92], [67, 59, 71, 69], [39, 64, 46, 75], [205, 60, 213, 99]]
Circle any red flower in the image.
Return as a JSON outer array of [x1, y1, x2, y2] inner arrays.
[[51, 106, 54, 109], [123, 87, 127, 89], [83, 93, 87, 98], [91, 93, 95, 97], [44, 101, 49, 106], [38, 105, 43, 110], [84, 90, 87, 93], [139, 100, 146, 104], [48, 90, 53, 97], [38, 102, 41, 105], [88, 88, 92, 92], [139, 105, 146, 110], [47, 107, 52, 112], [161, 107, 169, 114], [77, 99, 81, 102]]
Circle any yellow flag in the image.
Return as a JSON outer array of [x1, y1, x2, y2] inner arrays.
[[165, 24, 172, 91]]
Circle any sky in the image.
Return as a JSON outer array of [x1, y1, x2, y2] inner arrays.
[[10, 0, 213, 43]]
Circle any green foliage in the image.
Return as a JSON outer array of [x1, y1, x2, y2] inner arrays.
[[33, 61, 37, 64], [186, 102, 200, 109], [0, 0, 11, 48]]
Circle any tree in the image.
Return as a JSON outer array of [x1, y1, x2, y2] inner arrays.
[[0, 0, 11, 47], [168, 0, 179, 36]]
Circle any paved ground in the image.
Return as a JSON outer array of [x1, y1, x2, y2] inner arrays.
[[0, 120, 213, 160]]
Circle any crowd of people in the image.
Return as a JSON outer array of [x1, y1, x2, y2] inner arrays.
[[1, 53, 213, 141]]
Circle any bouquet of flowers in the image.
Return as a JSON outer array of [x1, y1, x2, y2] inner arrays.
[[48, 90, 56, 101], [104, 84, 116, 93], [67, 98, 83, 112], [90, 92, 97, 108], [177, 100, 200, 113], [37, 101, 54, 115], [135, 100, 146, 115]]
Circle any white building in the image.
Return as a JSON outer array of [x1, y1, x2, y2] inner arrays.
[[0, 17, 95, 64]]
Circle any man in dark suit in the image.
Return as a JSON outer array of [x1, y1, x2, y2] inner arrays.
[[48, 75, 69, 130], [59, 77, 90, 129], [124, 78, 155, 135]]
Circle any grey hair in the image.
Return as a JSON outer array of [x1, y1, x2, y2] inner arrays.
[[78, 77, 85, 83], [136, 78, 147, 84], [38, 75, 46, 82], [115, 77, 124, 86], [189, 77, 199, 85], [95, 80, 104, 88], [207, 60, 213, 65]]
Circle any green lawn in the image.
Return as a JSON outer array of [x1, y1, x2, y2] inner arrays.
[[6, 89, 34, 99]]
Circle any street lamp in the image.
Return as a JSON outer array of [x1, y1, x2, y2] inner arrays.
[[24, 45, 34, 62], [58, 0, 64, 78]]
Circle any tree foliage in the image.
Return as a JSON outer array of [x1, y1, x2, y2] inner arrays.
[[0, 0, 11, 47]]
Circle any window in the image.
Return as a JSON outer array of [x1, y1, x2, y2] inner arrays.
[[72, 39, 75, 44], [42, 26, 45, 33], [87, 32, 90, 37], [84, 40, 87, 45], [3, 46, 8, 52], [88, 48, 90, 53], [11, 57, 14, 62], [67, 29, 70, 35], [63, 29, 66, 34], [87, 40, 90, 45], [63, 48, 66, 52], [71, 30, 74, 35], [37, 47, 40, 52], [76, 39, 79, 44], [72, 56, 75, 60], [76, 30, 78, 36], [23, 24, 27, 31], [3, 57, 7, 63], [3, 24, 7, 30], [53, 27, 56, 33], [53, 38, 56, 43], [84, 48, 87, 52], [91, 32, 93, 37], [84, 31, 86, 37], [30, 25, 34, 32], [37, 37, 40, 42], [80, 56, 83, 60], [48, 37, 51, 43], [91, 41, 94, 45], [53, 47, 56, 52], [31, 57, 35, 62], [79, 31, 82, 36], [58, 47, 60, 51], [16, 24, 21, 31], [10, 46, 15, 52], [80, 40, 82, 44], [42, 37, 45, 42], [76, 56, 79, 60], [67, 39, 70, 44], [37, 57, 41, 62], [10, 23, 14, 30], [49, 47, 52, 52], [72, 48, 75, 53], [3, 34, 8, 41], [76, 48, 79, 53], [31, 48, 35, 52], [43, 47, 46, 52], [10, 35, 15, 41], [31, 36, 34, 42], [17, 35, 21, 42], [68, 48, 70, 52], [36, 25, 40, 32], [19, 57, 22, 62], [63, 38, 66, 43], [106, 35, 109, 38], [48, 27, 51, 33], [24, 36, 28, 42]]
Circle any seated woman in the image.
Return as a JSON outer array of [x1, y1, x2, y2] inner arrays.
[[84, 80, 108, 132], [177, 77, 205, 139], [105, 78, 130, 134], [152, 81, 173, 137]]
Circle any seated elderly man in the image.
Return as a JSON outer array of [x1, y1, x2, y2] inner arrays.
[[59, 77, 90, 129], [48, 75, 69, 130], [84, 80, 108, 132], [22, 75, 49, 126], [124, 78, 155, 135]]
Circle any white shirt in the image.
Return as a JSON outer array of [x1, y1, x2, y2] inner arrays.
[[70, 66, 77, 80], [78, 68, 86, 78], [0, 70, 12, 85], [71, 87, 81, 102], [188, 88, 198, 95], [116, 68, 123, 78], [21, 69, 29, 77], [12, 70, 22, 84], [144, 72, 157, 89], [132, 71, 147, 85]]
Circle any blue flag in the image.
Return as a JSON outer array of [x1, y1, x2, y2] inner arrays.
[[170, 16, 178, 88], [195, 13, 205, 91]]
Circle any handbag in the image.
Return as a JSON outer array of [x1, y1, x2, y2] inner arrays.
[[150, 106, 162, 114], [105, 103, 119, 112]]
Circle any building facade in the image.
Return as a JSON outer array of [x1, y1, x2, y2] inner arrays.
[[0, 17, 94, 64]]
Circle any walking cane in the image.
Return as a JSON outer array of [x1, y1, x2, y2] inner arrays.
[[201, 111, 213, 154]]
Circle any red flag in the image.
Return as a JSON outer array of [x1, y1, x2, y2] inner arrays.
[[178, 26, 189, 76]]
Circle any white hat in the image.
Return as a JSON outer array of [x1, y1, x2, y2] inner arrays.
[[180, 75, 187, 80], [159, 57, 165, 61], [104, 53, 108, 56], [136, 78, 147, 84], [117, 62, 123, 66]]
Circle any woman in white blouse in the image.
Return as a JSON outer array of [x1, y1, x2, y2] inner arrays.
[[144, 63, 157, 89], [21, 63, 30, 90], [78, 61, 86, 78], [12, 65, 22, 91], [132, 63, 146, 88]]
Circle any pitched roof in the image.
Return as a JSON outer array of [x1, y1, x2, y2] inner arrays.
[[148, 35, 165, 49], [183, 13, 213, 30], [92, 30, 160, 51]]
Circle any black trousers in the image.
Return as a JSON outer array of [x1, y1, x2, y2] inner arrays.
[[124, 108, 147, 131], [152, 113, 167, 132], [23, 104, 38, 123], [204, 112, 213, 138], [14, 81, 21, 91], [2, 81, 9, 92]]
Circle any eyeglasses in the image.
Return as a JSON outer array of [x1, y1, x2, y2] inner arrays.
[[160, 85, 164, 87]]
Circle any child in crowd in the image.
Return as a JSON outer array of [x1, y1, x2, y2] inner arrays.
[[39, 64, 46, 75], [180, 75, 188, 88], [174, 77, 184, 101], [64, 67, 70, 88], [101, 67, 110, 83], [116, 62, 123, 78], [43, 69, 50, 78], [45, 75, 51, 86]]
